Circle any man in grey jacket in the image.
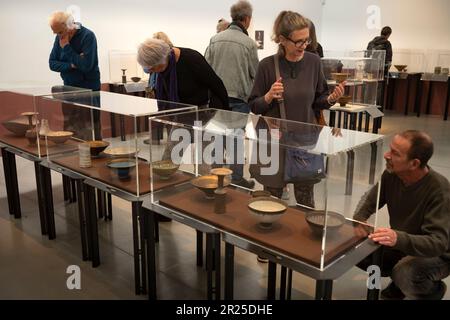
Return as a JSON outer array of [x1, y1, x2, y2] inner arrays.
[[354, 130, 450, 299], [205, 0, 259, 189]]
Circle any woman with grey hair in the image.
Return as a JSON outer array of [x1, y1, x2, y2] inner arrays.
[[137, 38, 228, 109]]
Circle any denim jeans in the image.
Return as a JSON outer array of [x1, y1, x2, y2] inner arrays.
[[358, 248, 450, 299], [228, 98, 250, 181]]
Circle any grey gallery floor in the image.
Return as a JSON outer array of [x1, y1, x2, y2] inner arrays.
[[1, 110, 449, 300]]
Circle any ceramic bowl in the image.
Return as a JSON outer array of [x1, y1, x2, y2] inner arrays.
[[152, 160, 180, 180], [2, 115, 37, 136], [87, 140, 110, 157], [191, 175, 231, 199], [131, 77, 141, 83], [338, 95, 352, 107], [248, 196, 287, 229], [103, 147, 139, 158], [305, 210, 345, 237], [394, 65, 407, 72], [107, 158, 136, 180], [46, 131, 74, 144], [331, 73, 350, 83]]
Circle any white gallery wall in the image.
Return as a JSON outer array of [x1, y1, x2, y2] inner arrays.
[[1, 0, 449, 87], [320, 0, 450, 72], [0, 0, 322, 86]]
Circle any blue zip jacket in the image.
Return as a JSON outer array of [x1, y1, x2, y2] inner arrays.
[[49, 24, 101, 90]]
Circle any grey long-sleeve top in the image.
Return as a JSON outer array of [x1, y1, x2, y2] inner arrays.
[[248, 51, 330, 123]]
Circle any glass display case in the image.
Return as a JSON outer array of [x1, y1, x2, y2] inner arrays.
[[422, 50, 450, 82], [38, 91, 196, 198], [148, 109, 384, 270], [322, 50, 384, 108], [0, 86, 91, 157]]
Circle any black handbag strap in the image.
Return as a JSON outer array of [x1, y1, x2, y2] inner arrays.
[[273, 54, 287, 120]]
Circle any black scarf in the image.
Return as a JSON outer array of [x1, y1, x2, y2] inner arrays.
[[228, 21, 248, 36]]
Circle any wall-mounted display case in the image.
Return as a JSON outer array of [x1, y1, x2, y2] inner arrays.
[[148, 109, 384, 271]]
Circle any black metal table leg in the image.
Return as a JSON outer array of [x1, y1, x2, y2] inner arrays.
[[75, 180, 88, 261], [85, 184, 100, 267], [40, 165, 56, 239], [425, 81, 433, 115], [131, 201, 145, 295], [197, 230, 203, 267], [287, 268, 293, 300], [415, 79, 423, 116], [3, 149, 21, 219], [62, 175, 69, 202], [369, 142, 378, 185], [444, 77, 450, 121], [144, 210, 157, 300], [34, 161, 47, 235], [224, 243, 234, 300], [206, 233, 213, 300], [349, 113, 357, 130], [267, 261, 276, 300], [315, 280, 333, 300], [345, 150, 355, 195], [280, 266, 287, 300], [329, 110, 336, 127], [107, 193, 113, 220], [404, 75, 411, 115], [97, 189, 104, 219], [136, 201, 147, 295], [214, 233, 221, 300], [358, 113, 363, 131]]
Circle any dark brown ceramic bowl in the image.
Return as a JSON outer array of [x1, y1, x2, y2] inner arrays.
[[88, 140, 110, 156], [131, 77, 141, 83], [394, 65, 407, 72]]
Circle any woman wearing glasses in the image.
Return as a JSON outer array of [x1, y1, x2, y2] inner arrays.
[[248, 11, 345, 208]]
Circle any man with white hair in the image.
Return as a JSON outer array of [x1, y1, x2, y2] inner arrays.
[[205, 0, 259, 189], [48, 11, 100, 90]]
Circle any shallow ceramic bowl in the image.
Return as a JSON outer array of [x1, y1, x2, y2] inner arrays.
[[88, 140, 110, 157], [191, 175, 231, 199], [305, 210, 345, 237], [248, 197, 287, 229], [338, 95, 352, 107], [103, 147, 139, 158], [131, 77, 141, 83], [394, 65, 407, 72], [107, 158, 136, 180], [331, 73, 350, 83], [152, 160, 180, 180], [2, 115, 37, 136], [46, 131, 74, 144]]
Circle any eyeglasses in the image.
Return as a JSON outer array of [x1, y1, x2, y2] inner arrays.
[[285, 36, 312, 48]]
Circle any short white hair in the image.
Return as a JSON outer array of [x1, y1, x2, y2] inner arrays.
[[48, 11, 77, 30], [137, 38, 171, 68]]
